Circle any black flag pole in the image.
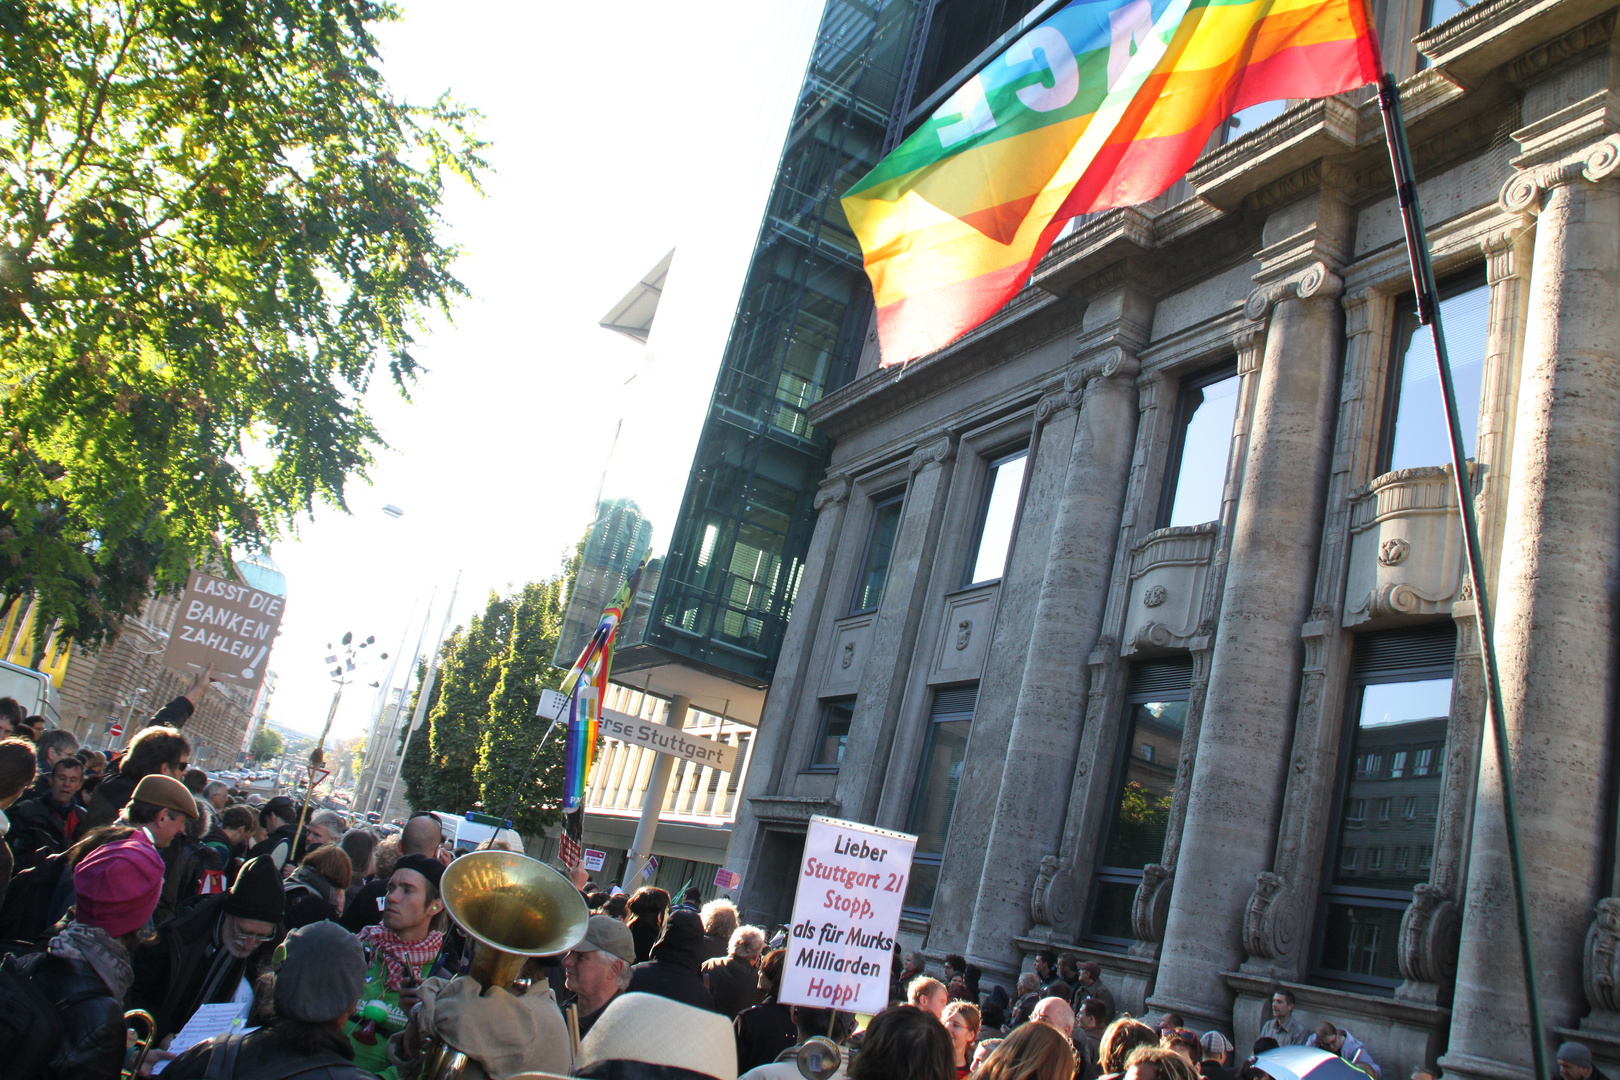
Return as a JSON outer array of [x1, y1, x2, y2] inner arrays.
[[1373, 72, 1550, 1080]]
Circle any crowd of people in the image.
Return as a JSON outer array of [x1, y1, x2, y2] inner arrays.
[[0, 684, 1609, 1080]]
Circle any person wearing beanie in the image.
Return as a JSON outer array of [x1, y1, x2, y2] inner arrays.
[[10, 836, 165, 1079], [1557, 1041, 1608, 1080], [343, 853, 454, 1075], [160, 921, 373, 1080], [248, 795, 303, 874], [131, 855, 287, 1042]]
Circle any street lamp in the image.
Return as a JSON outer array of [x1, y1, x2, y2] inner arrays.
[[291, 632, 385, 846]]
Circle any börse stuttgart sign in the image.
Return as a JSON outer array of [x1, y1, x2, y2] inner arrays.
[[162, 569, 285, 692]]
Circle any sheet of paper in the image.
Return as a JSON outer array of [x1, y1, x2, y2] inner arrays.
[[151, 1001, 251, 1073]]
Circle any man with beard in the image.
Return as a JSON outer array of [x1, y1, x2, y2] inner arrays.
[[130, 854, 286, 1041]]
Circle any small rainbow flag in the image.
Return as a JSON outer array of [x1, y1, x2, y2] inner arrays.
[[843, 0, 1380, 364], [560, 550, 651, 814]]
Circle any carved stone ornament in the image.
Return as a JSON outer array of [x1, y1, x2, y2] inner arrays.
[[908, 433, 958, 474], [1069, 345, 1142, 388], [1131, 863, 1175, 943], [1398, 883, 1462, 985], [1143, 584, 1168, 607], [955, 620, 972, 651], [1379, 538, 1411, 566], [1243, 871, 1302, 961], [841, 641, 855, 669], [1244, 260, 1346, 321], [1584, 897, 1620, 1014], [814, 474, 851, 512], [1031, 855, 1079, 930], [1034, 390, 1077, 424], [1345, 466, 1463, 628], [1501, 134, 1620, 214]]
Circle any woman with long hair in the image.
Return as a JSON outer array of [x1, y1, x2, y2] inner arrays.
[[848, 1004, 956, 1080], [626, 885, 669, 963], [967, 1017, 1075, 1080], [1099, 1018, 1160, 1078], [1121, 1046, 1199, 1080], [943, 1001, 981, 1078]]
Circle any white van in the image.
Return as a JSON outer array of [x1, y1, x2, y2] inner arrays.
[[0, 658, 60, 727]]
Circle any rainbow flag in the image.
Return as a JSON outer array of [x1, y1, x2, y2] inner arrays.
[[843, 0, 1380, 364], [560, 550, 651, 814]]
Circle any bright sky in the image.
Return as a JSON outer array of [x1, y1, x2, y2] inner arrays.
[[261, 1, 822, 740]]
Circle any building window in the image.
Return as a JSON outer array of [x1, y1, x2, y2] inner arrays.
[[1159, 365, 1242, 528], [1415, 747, 1435, 776], [1086, 658, 1192, 945], [964, 449, 1028, 586], [810, 699, 854, 771], [852, 495, 904, 613], [904, 684, 977, 915], [1381, 271, 1489, 474], [1315, 624, 1455, 991]]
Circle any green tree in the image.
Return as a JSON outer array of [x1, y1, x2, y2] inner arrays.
[[0, 0, 485, 646], [250, 725, 283, 762], [476, 577, 570, 834], [419, 594, 511, 812]]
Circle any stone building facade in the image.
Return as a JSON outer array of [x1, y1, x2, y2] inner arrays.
[[724, 0, 1620, 1074]]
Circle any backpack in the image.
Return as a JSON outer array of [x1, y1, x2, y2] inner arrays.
[[0, 952, 105, 1080], [203, 1032, 355, 1080]]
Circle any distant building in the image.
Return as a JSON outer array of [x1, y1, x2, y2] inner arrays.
[[554, 497, 655, 667]]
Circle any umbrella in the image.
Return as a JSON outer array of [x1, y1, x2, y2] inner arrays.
[[1254, 1047, 1376, 1080]]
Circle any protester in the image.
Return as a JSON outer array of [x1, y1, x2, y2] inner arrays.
[[342, 815, 435, 932], [1163, 1030, 1201, 1066], [249, 795, 302, 872], [80, 724, 191, 836], [201, 780, 229, 812], [7, 754, 86, 872], [160, 920, 373, 1080], [1199, 1033, 1235, 1080], [1072, 962, 1115, 1022], [972, 1017, 1077, 1080], [1557, 1042, 1607, 1080], [1076, 1000, 1108, 1079], [892, 949, 924, 1004], [1157, 1015, 1184, 1036], [974, 1040, 1005, 1072], [0, 697, 24, 735], [156, 795, 227, 921], [77, 749, 106, 797], [562, 913, 637, 1038], [578, 992, 741, 1080], [0, 823, 134, 953], [5, 834, 165, 1080], [627, 907, 717, 1010], [703, 924, 768, 1019], [910, 975, 950, 1018], [628, 885, 671, 963], [21, 728, 78, 800], [285, 843, 353, 928], [740, 1006, 856, 1080], [604, 892, 629, 921], [343, 853, 454, 1074], [849, 1004, 956, 1080], [339, 828, 377, 909], [130, 854, 286, 1041], [1099, 1018, 1160, 1078], [674, 885, 703, 913], [944, 1001, 981, 1078], [735, 948, 796, 1073], [1011, 972, 1044, 1028], [1124, 1045, 1199, 1080], [700, 897, 740, 962], [305, 809, 346, 850], [204, 804, 256, 870], [1307, 1021, 1380, 1078], [0, 736, 37, 904], [1258, 990, 1307, 1046], [1035, 950, 1069, 1000]]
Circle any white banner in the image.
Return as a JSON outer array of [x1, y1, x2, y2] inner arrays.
[[778, 815, 916, 1014], [598, 709, 738, 772]]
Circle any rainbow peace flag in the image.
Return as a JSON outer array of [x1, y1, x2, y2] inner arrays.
[[843, 0, 1380, 364], [560, 550, 652, 814]]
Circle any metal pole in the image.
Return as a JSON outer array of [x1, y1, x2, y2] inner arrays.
[[1375, 72, 1550, 1080], [624, 695, 688, 885], [379, 574, 460, 819], [293, 679, 344, 852], [358, 597, 435, 814]]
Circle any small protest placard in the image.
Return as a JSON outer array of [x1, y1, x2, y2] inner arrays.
[[641, 855, 658, 881], [162, 569, 285, 690], [778, 815, 915, 1015], [583, 849, 607, 872], [559, 832, 583, 870], [714, 867, 742, 890]]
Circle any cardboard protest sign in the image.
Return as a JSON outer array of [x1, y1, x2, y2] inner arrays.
[[162, 569, 285, 691], [778, 815, 916, 1014]]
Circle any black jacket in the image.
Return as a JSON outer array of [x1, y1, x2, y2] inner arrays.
[[338, 877, 386, 932], [248, 824, 298, 871], [734, 1000, 796, 1074], [161, 1027, 373, 1080], [626, 910, 717, 1011], [76, 696, 195, 839], [157, 835, 227, 926], [8, 796, 86, 873], [15, 948, 127, 1080], [702, 954, 765, 1019], [129, 893, 278, 1041]]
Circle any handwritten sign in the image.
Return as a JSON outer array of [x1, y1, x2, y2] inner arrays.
[[778, 815, 915, 1015], [162, 569, 285, 690]]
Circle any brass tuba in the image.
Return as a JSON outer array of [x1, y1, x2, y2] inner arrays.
[[419, 851, 589, 1080]]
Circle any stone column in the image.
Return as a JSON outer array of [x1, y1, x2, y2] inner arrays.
[[728, 473, 850, 921], [962, 341, 1142, 969], [834, 435, 957, 823], [1148, 261, 1344, 1030], [1441, 138, 1620, 1078]]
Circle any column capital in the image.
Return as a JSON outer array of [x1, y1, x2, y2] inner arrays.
[[813, 473, 851, 511], [1244, 260, 1345, 321], [1500, 133, 1620, 214], [907, 431, 957, 474], [1067, 344, 1141, 393], [1235, 324, 1267, 376], [1033, 388, 1077, 424]]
